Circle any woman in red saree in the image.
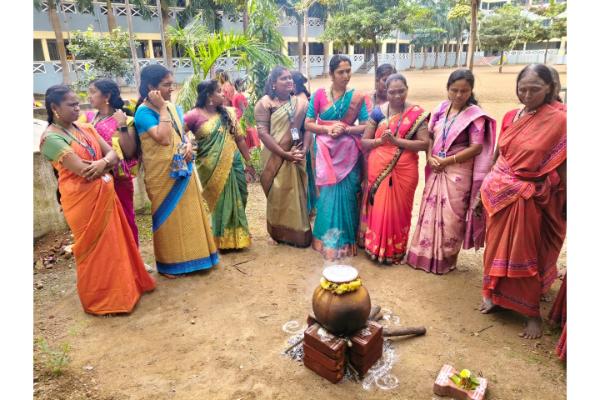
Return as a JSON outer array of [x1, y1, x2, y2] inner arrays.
[[360, 74, 429, 264], [40, 85, 155, 315], [478, 64, 566, 339]]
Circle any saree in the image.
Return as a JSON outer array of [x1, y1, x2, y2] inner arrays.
[[40, 123, 155, 315], [406, 101, 496, 274], [255, 95, 312, 247], [135, 102, 219, 275], [361, 105, 428, 264], [307, 87, 371, 259], [232, 92, 260, 149], [83, 111, 139, 244], [184, 107, 251, 250], [480, 104, 566, 317]]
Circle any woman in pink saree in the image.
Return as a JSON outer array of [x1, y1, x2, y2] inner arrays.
[[407, 69, 496, 274]]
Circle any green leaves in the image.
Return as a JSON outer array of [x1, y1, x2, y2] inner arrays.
[[169, 5, 291, 113], [67, 26, 136, 79]]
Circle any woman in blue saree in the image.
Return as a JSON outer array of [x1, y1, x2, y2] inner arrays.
[[304, 55, 371, 260], [134, 65, 218, 278]]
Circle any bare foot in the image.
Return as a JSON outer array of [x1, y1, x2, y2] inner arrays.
[[519, 317, 543, 339], [267, 238, 278, 246], [159, 272, 178, 279], [479, 298, 497, 314]]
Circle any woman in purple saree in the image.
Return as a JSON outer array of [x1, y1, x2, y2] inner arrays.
[[407, 69, 496, 274]]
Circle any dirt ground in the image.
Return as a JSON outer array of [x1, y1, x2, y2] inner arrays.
[[34, 65, 567, 400]]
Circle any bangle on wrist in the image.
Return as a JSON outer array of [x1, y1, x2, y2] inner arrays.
[[119, 125, 128, 132], [453, 155, 458, 164], [102, 157, 110, 166], [160, 119, 172, 123]]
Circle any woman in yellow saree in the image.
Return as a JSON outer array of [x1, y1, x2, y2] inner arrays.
[[254, 66, 312, 247], [40, 85, 155, 315], [134, 65, 218, 277], [184, 79, 255, 250]]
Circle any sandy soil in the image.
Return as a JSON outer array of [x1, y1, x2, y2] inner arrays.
[[34, 65, 567, 400]]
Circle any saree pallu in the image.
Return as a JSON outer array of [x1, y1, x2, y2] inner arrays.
[[255, 95, 311, 247], [185, 108, 251, 250], [305, 136, 318, 216], [362, 106, 428, 264], [481, 104, 566, 317], [40, 123, 155, 315], [407, 102, 496, 274], [136, 103, 218, 275], [83, 111, 139, 244], [308, 87, 371, 259], [549, 273, 566, 360]]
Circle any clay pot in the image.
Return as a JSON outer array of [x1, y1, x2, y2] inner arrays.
[[312, 285, 371, 336]]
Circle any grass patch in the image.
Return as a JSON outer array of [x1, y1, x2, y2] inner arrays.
[[36, 337, 71, 377]]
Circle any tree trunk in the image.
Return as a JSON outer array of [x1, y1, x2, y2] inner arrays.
[[409, 44, 415, 69], [125, 0, 140, 87], [106, 0, 118, 34], [455, 32, 463, 67], [422, 47, 427, 70], [242, 6, 249, 33], [297, 18, 303, 72], [323, 41, 329, 77], [304, 11, 309, 80], [48, 0, 70, 84], [159, 1, 173, 70], [466, 0, 478, 70], [443, 38, 450, 67], [374, 43, 379, 71], [544, 40, 549, 64], [499, 49, 504, 73], [433, 44, 439, 69]]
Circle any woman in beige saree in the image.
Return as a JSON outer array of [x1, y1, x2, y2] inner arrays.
[[254, 66, 312, 247]]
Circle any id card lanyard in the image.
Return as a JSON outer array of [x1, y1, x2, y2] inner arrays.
[[285, 96, 300, 141], [53, 124, 97, 159], [438, 105, 463, 158]]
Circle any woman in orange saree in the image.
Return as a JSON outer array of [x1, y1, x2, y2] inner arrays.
[[360, 74, 429, 264], [40, 85, 155, 315], [478, 64, 566, 339]]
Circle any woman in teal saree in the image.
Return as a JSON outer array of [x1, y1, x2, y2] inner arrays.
[[304, 55, 372, 260]]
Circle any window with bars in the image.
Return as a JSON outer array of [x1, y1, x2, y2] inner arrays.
[[34, 39, 45, 61], [386, 43, 396, 54]]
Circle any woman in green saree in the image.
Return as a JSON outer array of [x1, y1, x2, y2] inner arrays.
[[254, 66, 312, 247], [184, 79, 255, 250]]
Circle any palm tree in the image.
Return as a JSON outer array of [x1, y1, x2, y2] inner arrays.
[[168, 15, 290, 111], [466, 0, 480, 70], [34, 0, 71, 84]]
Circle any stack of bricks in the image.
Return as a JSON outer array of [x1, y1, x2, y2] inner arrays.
[[303, 318, 384, 383]]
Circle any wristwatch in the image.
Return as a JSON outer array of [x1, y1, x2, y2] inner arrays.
[[119, 125, 128, 132]]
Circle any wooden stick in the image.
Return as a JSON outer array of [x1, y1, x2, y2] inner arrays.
[[368, 305, 381, 320], [284, 337, 304, 354], [383, 326, 427, 337]]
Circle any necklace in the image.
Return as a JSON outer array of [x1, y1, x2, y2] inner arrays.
[[52, 123, 97, 159], [329, 87, 348, 120], [92, 111, 112, 126], [517, 107, 536, 120], [386, 103, 405, 137]]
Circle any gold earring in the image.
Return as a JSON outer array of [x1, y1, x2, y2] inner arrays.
[[54, 111, 60, 120]]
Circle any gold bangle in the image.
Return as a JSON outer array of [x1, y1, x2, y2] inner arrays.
[[453, 155, 458, 164]]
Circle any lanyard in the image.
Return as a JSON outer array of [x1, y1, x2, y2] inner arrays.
[[440, 105, 464, 152], [52, 123, 97, 159], [284, 96, 296, 124]]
